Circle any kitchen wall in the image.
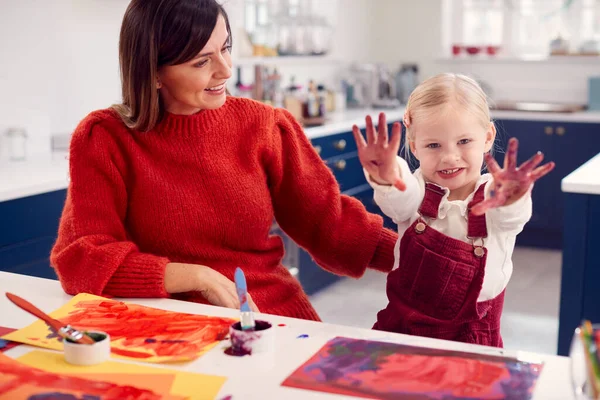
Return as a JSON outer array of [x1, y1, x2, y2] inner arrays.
[[0, 0, 377, 158], [369, 0, 597, 106], [1, 0, 597, 160]]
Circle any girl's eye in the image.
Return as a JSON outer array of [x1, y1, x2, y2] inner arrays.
[[427, 143, 440, 149], [458, 139, 471, 145], [195, 59, 209, 68]]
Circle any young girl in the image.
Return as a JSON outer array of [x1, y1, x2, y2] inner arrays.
[[352, 73, 555, 347]]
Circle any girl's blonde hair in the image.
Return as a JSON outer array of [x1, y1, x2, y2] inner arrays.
[[403, 73, 494, 160]]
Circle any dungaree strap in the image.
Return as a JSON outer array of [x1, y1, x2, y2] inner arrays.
[[467, 182, 488, 239], [418, 183, 446, 219], [419, 182, 488, 239]]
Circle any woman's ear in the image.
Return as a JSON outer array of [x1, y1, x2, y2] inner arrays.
[[484, 122, 497, 153]]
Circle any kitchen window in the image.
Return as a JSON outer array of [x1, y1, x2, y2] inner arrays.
[[443, 0, 600, 58]]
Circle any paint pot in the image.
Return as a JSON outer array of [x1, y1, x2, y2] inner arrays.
[[226, 320, 273, 356], [63, 331, 110, 366]]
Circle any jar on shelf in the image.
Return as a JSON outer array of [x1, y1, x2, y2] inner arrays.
[[4, 128, 28, 161]]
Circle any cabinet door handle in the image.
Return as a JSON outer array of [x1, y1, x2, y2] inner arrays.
[[334, 160, 347, 170], [333, 139, 347, 151], [544, 126, 553, 135], [556, 126, 566, 136], [313, 145, 322, 155]]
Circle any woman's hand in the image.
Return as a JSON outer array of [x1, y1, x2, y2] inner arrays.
[[165, 263, 259, 312], [352, 112, 406, 191], [471, 138, 555, 216]]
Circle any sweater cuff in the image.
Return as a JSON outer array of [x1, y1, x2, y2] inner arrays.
[[103, 253, 170, 298], [367, 228, 398, 273]]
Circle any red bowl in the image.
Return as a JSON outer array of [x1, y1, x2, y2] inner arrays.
[[486, 45, 501, 55], [465, 46, 481, 55]]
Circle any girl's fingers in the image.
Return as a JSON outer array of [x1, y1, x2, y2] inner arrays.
[[377, 112, 388, 146], [530, 161, 555, 181], [365, 115, 376, 144], [484, 153, 502, 174], [518, 151, 544, 174], [352, 124, 367, 149], [388, 121, 402, 152], [504, 138, 519, 171]]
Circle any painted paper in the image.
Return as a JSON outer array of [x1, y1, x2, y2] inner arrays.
[[17, 350, 227, 400], [0, 352, 185, 400], [0, 327, 20, 353], [282, 336, 544, 400], [2, 293, 235, 362]]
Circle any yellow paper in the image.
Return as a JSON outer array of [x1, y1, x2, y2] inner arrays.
[[2, 293, 236, 363], [16, 350, 227, 400]]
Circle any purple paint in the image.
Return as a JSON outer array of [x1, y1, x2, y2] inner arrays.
[[224, 320, 272, 357], [219, 396, 233, 400], [297, 334, 309, 339]]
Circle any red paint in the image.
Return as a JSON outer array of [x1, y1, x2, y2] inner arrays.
[[278, 324, 286, 327], [55, 299, 235, 359], [0, 355, 164, 399], [0, 327, 20, 353], [110, 347, 153, 359]]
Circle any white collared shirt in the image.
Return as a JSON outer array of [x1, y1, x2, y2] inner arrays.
[[366, 157, 532, 301]]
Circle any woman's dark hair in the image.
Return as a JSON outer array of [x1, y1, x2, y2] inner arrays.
[[112, 0, 231, 131]]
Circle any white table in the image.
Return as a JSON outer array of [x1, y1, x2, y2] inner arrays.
[[0, 271, 576, 399]]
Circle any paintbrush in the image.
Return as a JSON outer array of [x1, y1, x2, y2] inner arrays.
[[5, 292, 95, 345], [580, 320, 600, 398], [234, 267, 255, 331]]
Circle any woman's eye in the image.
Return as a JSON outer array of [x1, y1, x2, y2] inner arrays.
[[458, 139, 471, 145], [194, 59, 209, 68], [222, 45, 232, 53], [427, 143, 440, 149]]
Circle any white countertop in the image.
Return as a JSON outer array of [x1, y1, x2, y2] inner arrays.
[[2, 107, 600, 203], [0, 271, 576, 400], [562, 152, 600, 195]]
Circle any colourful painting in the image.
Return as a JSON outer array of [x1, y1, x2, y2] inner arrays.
[[0, 327, 20, 353], [282, 336, 544, 400], [2, 293, 236, 363], [0, 352, 185, 400], [16, 350, 227, 400]]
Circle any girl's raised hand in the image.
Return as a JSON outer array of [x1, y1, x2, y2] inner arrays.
[[352, 112, 406, 191], [471, 138, 555, 216]]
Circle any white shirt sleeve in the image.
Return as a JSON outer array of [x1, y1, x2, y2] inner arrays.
[[485, 179, 533, 235], [363, 156, 424, 224]]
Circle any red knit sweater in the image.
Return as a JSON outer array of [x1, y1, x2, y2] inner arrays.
[[50, 97, 397, 321]]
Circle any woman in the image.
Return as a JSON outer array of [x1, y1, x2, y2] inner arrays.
[[50, 0, 397, 321]]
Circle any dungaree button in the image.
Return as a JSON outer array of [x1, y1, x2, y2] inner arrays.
[[415, 222, 426, 233], [474, 247, 485, 258]]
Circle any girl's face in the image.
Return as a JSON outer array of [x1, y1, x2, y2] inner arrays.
[[157, 14, 232, 115], [409, 104, 496, 201]]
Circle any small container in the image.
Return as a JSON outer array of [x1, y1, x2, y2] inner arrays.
[[63, 331, 110, 366], [5, 128, 28, 161], [228, 320, 274, 356]]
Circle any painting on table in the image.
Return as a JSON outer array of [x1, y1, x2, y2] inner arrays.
[[14, 350, 227, 400], [0, 352, 186, 400], [0, 327, 20, 353], [2, 293, 236, 363], [282, 336, 544, 400]]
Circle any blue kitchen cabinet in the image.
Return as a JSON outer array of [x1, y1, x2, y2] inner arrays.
[[294, 121, 403, 295], [0, 189, 65, 279], [493, 119, 600, 249]]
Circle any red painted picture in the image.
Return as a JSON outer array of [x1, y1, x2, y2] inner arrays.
[[0, 327, 20, 353], [0, 353, 185, 400], [282, 336, 544, 400], [3, 293, 236, 362]]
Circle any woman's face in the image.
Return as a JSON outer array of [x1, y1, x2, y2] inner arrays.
[[157, 14, 232, 115]]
